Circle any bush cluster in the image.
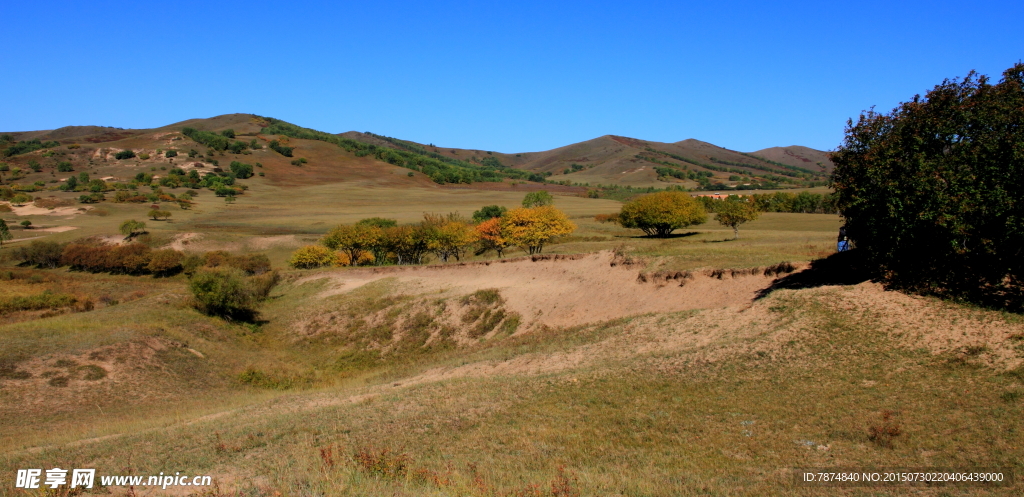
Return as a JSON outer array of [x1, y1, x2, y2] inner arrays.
[[62, 243, 172, 275], [268, 140, 294, 157], [188, 267, 277, 320], [0, 291, 77, 315], [2, 139, 60, 157]]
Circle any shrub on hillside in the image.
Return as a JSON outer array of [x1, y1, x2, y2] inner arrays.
[[188, 267, 276, 320], [114, 149, 136, 160], [0, 291, 77, 315], [229, 161, 253, 178], [268, 140, 293, 157], [56, 161, 74, 172], [13, 241, 65, 268]]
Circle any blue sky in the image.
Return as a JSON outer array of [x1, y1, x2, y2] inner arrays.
[[1, 0, 1020, 153]]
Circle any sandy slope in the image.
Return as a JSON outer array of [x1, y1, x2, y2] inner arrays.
[[302, 251, 793, 329]]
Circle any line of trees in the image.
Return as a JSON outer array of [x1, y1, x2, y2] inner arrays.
[[290, 195, 576, 269], [694, 191, 839, 214]]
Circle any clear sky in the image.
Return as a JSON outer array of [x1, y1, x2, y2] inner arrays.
[[1, 0, 1020, 153]]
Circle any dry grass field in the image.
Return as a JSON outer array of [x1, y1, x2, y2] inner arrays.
[[1, 116, 1021, 496]]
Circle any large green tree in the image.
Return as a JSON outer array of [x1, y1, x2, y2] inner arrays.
[[830, 63, 1024, 308]]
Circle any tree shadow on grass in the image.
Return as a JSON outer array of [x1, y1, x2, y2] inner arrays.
[[754, 249, 873, 300]]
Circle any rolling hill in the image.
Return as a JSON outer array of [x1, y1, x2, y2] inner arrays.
[[1, 113, 833, 192]]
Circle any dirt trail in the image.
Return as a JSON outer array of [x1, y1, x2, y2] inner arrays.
[[303, 251, 796, 328]]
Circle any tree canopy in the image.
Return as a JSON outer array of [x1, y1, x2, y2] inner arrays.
[[472, 205, 507, 222], [618, 191, 707, 237], [501, 205, 575, 254], [522, 191, 553, 208], [714, 197, 760, 239], [119, 219, 147, 237], [830, 63, 1024, 309]]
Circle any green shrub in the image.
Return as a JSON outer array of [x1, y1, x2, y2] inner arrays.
[[229, 161, 253, 178], [114, 149, 136, 160], [472, 205, 507, 222], [165, 150, 178, 158], [188, 267, 276, 320], [0, 291, 77, 314], [2, 139, 59, 157], [13, 240, 64, 268], [56, 161, 73, 172], [268, 140, 293, 157]]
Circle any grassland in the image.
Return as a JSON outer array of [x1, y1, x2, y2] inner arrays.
[[1, 271, 1021, 496], [1, 124, 1021, 495]]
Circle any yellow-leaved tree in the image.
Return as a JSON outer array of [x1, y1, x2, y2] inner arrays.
[[618, 191, 707, 237], [501, 205, 575, 255], [321, 224, 383, 264], [288, 244, 338, 269], [422, 213, 478, 263]]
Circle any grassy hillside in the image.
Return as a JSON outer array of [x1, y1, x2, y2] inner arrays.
[[2, 141, 1022, 497], [344, 133, 832, 190], [1, 239, 1022, 495], [1, 114, 833, 193]]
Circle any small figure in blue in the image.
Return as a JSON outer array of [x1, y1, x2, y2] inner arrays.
[[837, 226, 850, 252]]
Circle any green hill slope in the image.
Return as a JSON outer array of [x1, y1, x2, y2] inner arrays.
[[2, 114, 832, 191]]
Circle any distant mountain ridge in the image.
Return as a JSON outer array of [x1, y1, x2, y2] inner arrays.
[[2, 114, 833, 190]]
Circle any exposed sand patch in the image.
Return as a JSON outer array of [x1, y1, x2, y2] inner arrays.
[[166, 232, 203, 251], [302, 251, 791, 329], [2, 202, 88, 217]]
